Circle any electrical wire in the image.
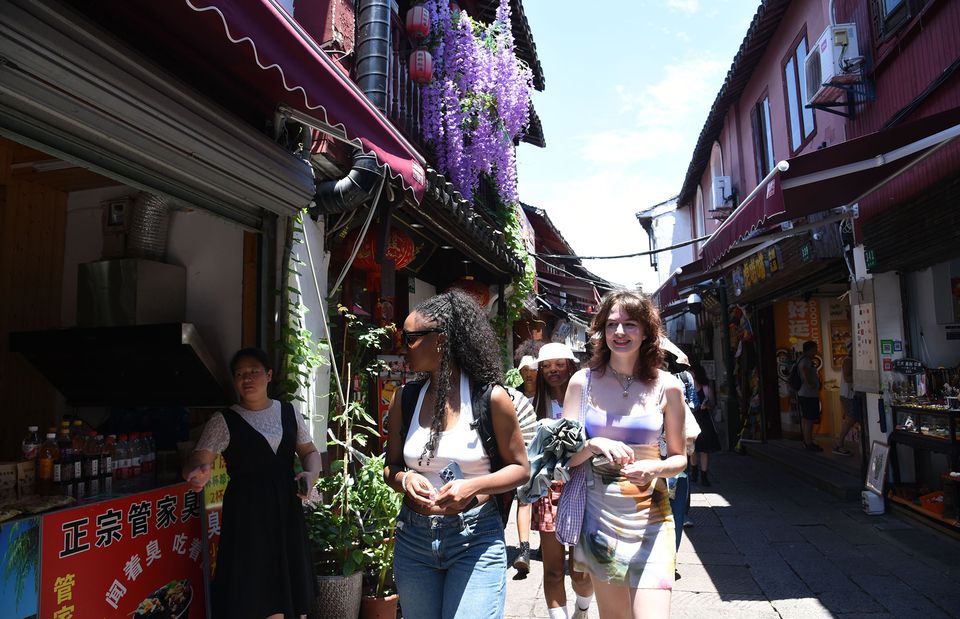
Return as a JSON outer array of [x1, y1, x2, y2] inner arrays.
[[531, 253, 615, 289], [536, 234, 711, 260], [302, 216, 344, 405], [329, 173, 386, 294]]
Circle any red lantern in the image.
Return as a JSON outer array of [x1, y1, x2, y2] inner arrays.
[[449, 276, 491, 308], [409, 49, 433, 84], [405, 6, 430, 40], [343, 226, 417, 273]]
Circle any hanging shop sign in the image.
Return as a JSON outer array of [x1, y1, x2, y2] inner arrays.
[[730, 246, 783, 292], [40, 483, 206, 618], [854, 303, 878, 372], [892, 358, 924, 375]]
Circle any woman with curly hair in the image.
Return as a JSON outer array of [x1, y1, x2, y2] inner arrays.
[[383, 289, 529, 619], [562, 289, 687, 619]]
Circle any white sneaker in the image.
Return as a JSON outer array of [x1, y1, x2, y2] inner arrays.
[[571, 606, 590, 619]]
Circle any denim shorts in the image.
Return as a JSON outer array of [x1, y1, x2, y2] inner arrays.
[[393, 500, 507, 619]]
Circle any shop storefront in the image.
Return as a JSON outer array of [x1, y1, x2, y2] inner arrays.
[[0, 3, 325, 616], [858, 174, 960, 530]]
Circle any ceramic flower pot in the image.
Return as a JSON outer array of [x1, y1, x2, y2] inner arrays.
[[360, 593, 399, 619]]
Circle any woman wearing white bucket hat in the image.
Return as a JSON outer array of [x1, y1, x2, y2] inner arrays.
[[529, 342, 595, 619]]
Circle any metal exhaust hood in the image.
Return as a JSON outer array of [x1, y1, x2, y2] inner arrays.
[[10, 323, 231, 407]]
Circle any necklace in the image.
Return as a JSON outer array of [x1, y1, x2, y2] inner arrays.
[[609, 367, 635, 398]]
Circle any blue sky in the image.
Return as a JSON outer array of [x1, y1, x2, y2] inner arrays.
[[516, 0, 762, 289]]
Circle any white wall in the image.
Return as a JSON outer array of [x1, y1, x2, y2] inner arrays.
[[906, 263, 960, 368], [647, 209, 696, 292], [61, 188, 244, 374], [408, 277, 436, 310], [289, 217, 331, 450], [166, 209, 243, 371], [62, 187, 133, 326]]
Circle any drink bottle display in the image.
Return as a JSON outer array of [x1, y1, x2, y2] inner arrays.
[[115, 434, 131, 491], [21, 425, 40, 462], [85, 431, 101, 497], [103, 435, 116, 494], [37, 433, 60, 496], [130, 431, 143, 483], [57, 424, 75, 497], [72, 429, 87, 498]]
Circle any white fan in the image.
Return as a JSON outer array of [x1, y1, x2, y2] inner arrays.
[[505, 386, 539, 445]]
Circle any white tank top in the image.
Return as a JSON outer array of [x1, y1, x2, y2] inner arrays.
[[403, 372, 492, 489]]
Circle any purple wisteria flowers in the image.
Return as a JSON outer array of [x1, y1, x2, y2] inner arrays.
[[420, 0, 533, 204]]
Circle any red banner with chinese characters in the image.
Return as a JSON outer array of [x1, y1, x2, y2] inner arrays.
[[40, 482, 206, 618]]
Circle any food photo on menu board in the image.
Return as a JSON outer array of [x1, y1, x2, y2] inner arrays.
[[39, 483, 206, 618]]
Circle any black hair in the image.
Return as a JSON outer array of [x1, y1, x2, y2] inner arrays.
[[691, 364, 709, 386], [229, 347, 272, 374], [802, 340, 817, 354], [412, 289, 504, 464], [533, 359, 577, 420]]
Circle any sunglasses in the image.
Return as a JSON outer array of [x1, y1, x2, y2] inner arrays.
[[401, 328, 444, 347]]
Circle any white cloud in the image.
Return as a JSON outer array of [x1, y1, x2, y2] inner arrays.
[[518, 166, 677, 289], [579, 128, 687, 165], [667, 0, 700, 14]]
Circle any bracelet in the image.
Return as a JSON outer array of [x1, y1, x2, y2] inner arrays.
[[400, 471, 410, 495]]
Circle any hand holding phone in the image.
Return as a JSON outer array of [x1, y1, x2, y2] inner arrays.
[[438, 462, 464, 484]]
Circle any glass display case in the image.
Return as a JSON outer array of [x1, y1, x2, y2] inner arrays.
[[893, 406, 960, 441]]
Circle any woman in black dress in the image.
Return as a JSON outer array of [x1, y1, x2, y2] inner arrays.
[[183, 348, 320, 619], [689, 364, 720, 487]]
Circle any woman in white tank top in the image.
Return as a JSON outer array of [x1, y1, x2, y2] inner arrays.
[[383, 290, 529, 619]]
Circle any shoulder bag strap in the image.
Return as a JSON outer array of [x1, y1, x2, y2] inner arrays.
[[579, 368, 591, 424]]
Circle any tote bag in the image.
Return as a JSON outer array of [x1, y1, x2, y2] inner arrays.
[[554, 369, 591, 546]]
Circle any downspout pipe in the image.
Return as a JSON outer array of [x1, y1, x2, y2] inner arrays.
[[308, 0, 391, 218], [310, 150, 384, 217], [355, 0, 391, 113]]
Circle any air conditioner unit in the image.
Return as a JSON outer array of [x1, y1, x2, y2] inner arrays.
[[712, 175, 732, 209], [804, 23, 862, 106]]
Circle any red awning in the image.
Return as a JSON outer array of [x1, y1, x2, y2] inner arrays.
[[94, 0, 427, 202], [701, 106, 960, 268], [651, 276, 679, 309]]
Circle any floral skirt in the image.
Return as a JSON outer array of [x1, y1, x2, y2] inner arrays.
[[572, 444, 676, 590], [531, 480, 563, 533]]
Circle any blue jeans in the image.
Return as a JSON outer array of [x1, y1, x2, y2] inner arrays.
[[393, 500, 507, 619], [668, 471, 690, 551]]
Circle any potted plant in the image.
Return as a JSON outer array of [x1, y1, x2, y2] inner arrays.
[[356, 454, 402, 619], [306, 457, 365, 619], [306, 307, 396, 618]]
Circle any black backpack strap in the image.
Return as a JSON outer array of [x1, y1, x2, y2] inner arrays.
[[469, 382, 514, 527], [399, 379, 428, 440], [469, 383, 502, 469]]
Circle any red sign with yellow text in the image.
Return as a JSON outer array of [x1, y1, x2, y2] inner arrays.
[[40, 483, 206, 618]]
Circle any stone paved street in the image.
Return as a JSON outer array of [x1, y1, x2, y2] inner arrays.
[[502, 452, 960, 618]]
